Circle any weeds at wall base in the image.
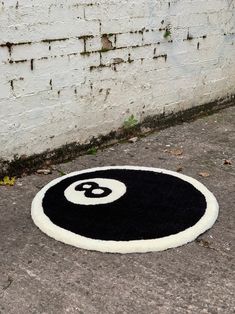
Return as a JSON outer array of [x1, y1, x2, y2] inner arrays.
[[0, 95, 234, 178]]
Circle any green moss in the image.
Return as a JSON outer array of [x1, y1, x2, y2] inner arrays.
[[80, 51, 91, 56], [163, 29, 171, 39], [99, 48, 110, 53], [87, 147, 97, 155]]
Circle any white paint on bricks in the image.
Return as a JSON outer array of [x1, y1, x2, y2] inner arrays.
[[0, 0, 234, 160]]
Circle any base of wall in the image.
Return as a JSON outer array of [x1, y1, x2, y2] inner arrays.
[[1, 94, 234, 178]]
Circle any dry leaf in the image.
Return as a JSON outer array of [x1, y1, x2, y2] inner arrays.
[[196, 239, 211, 248], [166, 148, 183, 156], [36, 169, 52, 175], [128, 137, 138, 143], [0, 176, 16, 186], [223, 159, 232, 165], [176, 166, 183, 172], [141, 126, 151, 134], [199, 171, 210, 177]]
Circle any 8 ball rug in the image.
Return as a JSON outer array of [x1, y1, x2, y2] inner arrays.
[[31, 166, 219, 253]]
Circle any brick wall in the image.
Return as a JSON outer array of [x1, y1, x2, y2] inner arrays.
[[0, 0, 234, 160]]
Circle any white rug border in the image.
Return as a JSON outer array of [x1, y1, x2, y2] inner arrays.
[[31, 166, 219, 254]]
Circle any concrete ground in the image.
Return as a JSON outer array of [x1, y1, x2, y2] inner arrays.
[[0, 107, 234, 314]]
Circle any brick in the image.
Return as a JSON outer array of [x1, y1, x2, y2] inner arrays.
[[116, 32, 143, 48], [0, 0, 234, 159]]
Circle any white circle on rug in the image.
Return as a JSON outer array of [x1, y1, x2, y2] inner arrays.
[[31, 166, 219, 254], [64, 178, 126, 205]]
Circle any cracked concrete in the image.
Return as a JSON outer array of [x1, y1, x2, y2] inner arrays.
[[0, 107, 234, 314]]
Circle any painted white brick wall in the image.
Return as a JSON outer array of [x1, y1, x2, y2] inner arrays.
[[0, 0, 234, 160]]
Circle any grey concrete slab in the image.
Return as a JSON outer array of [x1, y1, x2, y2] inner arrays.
[[0, 107, 234, 314]]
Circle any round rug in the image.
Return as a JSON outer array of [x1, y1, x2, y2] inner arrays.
[[31, 166, 219, 253]]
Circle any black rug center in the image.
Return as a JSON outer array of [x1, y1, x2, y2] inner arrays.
[[42, 169, 206, 241]]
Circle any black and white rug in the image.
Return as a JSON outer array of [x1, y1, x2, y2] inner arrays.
[[31, 166, 219, 253]]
